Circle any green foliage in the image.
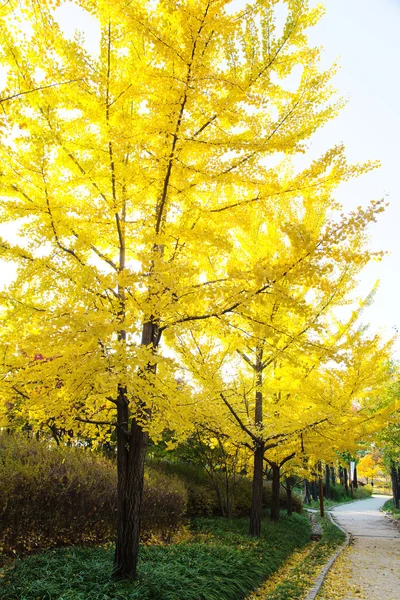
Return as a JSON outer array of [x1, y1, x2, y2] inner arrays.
[[263, 482, 303, 516], [329, 483, 350, 502], [0, 515, 311, 600], [353, 486, 373, 500], [305, 483, 372, 508], [382, 498, 400, 519], [0, 434, 187, 555], [150, 459, 302, 517], [148, 459, 217, 516]]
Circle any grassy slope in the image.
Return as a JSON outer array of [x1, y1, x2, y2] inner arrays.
[[382, 498, 400, 519], [0, 515, 311, 600]]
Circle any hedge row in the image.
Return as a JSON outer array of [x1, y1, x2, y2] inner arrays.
[[0, 434, 302, 556], [0, 434, 187, 555]]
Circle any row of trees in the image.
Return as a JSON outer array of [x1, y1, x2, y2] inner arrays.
[[0, 0, 397, 580]]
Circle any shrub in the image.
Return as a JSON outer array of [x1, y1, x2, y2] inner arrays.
[[148, 459, 219, 516], [148, 459, 302, 517], [0, 433, 187, 555], [229, 479, 302, 516], [263, 482, 303, 514], [141, 470, 188, 539], [328, 483, 349, 502], [353, 485, 372, 500]]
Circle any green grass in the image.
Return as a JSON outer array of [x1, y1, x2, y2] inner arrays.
[[263, 515, 346, 600], [0, 514, 311, 600], [382, 498, 400, 519]]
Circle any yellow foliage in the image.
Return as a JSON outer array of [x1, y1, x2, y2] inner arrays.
[[0, 0, 394, 479]]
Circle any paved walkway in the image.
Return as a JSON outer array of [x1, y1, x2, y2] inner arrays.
[[320, 495, 400, 600]]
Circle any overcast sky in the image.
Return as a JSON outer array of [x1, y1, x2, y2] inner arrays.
[[1, 0, 399, 353]]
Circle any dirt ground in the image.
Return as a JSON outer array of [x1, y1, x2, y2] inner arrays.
[[318, 495, 400, 600]]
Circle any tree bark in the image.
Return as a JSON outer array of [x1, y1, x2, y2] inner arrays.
[[113, 319, 158, 579], [250, 440, 265, 535], [324, 463, 331, 499], [339, 465, 344, 486], [353, 465, 358, 489], [113, 409, 148, 579], [270, 462, 281, 522], [304, 480, 311, 504], [318, 462, 324, 517], [249, 348, 264, 536], [343, 467, 349, 495], [391, 464, 399, 509], [397, 467, 400, 509], [286, 476, 293, 517], [330, 466, 336, 487], [311, 479, 318, 501]]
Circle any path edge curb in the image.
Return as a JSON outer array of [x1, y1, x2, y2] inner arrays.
[[303, 512, 350, 600]]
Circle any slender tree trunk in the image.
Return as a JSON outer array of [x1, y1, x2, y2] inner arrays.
[[330, 466, 336, 487], [249, 349, 265, 536], [391, 464, 399, 509], [324, 464, 331, 499], [344, 467, 349, 495], [318, 462, 324, 517], [304, 480, 311, 504], [353, 465, 358, 489], [225, 467, 232, 517], [398, 468, 400, 505], [215, 486, 225, 516], [339, 465, 344, 486], [286, 476, 293, 517], [270, 462, 281, 522], [250, 441, 265, 535], [311, 479, 318, 501]]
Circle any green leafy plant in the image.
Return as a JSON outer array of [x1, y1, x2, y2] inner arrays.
[[0, 515, 311, 600]]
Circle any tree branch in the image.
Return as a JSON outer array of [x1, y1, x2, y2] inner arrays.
[[0, 79, 81, 104], [75, 416, 115, 426]]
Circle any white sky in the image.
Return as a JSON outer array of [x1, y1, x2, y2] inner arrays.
[[307, 0, 400, 354], [1, 0, 399, 353]]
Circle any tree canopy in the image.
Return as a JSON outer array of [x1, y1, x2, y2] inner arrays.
[[0, 0, 396, 579]]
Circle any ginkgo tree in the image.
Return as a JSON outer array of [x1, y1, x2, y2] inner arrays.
[[173, 186, 390, 533], [0, 0, 388, 580]]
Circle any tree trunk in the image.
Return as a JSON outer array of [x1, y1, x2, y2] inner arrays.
[[339, 465, 344, 486], [311, 479, 318, 501], [113, 401, 149, 579], [215, 486, 225, 516], [270, 462, 281, 521], [318, 462, 324, 517], [304, 480, 311, 504], [249, 441, 265, 535], [398, 468, 400, 506], [324, 464, 331, 499], [286, 476, 293, 517], [330, 466, 336, 486], [353, 465, 358, 489], [391, 464, 399, 509], [249, 349, 264, 536], [344, 467, 349, 495], [113, 318, 158, 579]]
